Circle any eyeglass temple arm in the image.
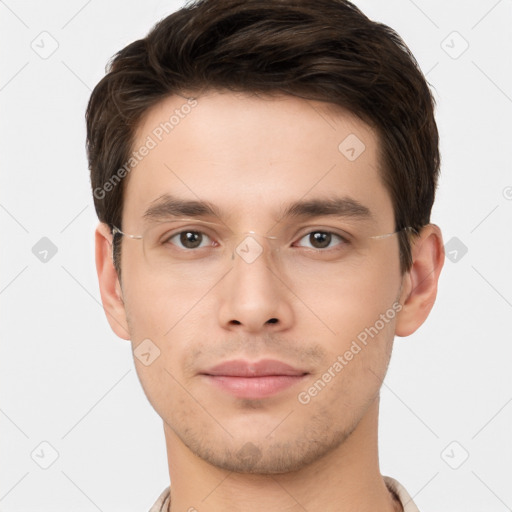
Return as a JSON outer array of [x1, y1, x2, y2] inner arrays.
[[368, 226, 418, 240]]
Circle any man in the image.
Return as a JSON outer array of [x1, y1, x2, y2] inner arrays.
[[86, 0, 444, 510]]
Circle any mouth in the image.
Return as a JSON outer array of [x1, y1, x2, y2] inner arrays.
[[199, 359, 309, 399]]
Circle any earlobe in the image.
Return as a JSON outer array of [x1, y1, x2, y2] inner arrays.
[[95, 222, 131, 340], [395, 224, 445, 337]]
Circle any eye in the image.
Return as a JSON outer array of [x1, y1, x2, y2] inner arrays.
[[295, 231, 348, 250], [167, 230, 214, 250]]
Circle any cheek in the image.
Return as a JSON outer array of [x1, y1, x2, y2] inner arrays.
[[301, 253, 401, 343], [131, 356, 187, 422], [300, 249, 401, 409], [122, 261, 191, 339], [298, 306, 397, 420], [122, 274, 204, 413]]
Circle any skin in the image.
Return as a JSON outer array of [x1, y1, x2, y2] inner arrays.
[[95, 90, 444, 512]]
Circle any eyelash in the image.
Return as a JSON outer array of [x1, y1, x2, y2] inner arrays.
[[163, 228, 351, 252]]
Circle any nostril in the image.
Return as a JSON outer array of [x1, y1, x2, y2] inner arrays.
[[266, 318, 278, 324]]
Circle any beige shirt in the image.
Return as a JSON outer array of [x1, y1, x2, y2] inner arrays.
[[148, 475, 420, 511]]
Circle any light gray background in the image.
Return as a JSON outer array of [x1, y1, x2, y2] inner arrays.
[[1, 0, 511, 510]]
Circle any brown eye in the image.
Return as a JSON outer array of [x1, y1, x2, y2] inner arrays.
[[168, 230, 211, 249], [296, 231, 346, 250], [309, 232, 331, 249]]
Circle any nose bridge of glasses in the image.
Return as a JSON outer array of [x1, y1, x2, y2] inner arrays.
[[243, 230, 279, 241]]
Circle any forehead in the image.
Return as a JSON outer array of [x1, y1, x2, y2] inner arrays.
[[122, 90, 393, 229]]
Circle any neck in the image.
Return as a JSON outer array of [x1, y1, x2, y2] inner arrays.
[[163, 396, 401, 512]]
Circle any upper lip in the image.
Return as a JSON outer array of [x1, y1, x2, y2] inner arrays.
[[201, 359, 308, 377]]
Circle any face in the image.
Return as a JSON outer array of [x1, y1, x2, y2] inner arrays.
[[116, 90, 405, 473]]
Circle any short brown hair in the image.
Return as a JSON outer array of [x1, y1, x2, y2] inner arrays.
[[86, 0, 440, 277]]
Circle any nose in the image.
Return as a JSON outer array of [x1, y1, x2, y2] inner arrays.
[[217, 235, 294, 333]]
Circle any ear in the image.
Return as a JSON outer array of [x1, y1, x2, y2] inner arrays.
[[395, 224, 445, 337], [95, 222, 131, 340]]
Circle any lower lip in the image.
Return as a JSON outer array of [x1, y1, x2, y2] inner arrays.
[[202, 375, 307, 399]]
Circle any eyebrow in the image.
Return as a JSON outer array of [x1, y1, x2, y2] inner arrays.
[[278, 196, 372, 221], [143, 194, 222, 222], [142, 193, 373, 224]]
